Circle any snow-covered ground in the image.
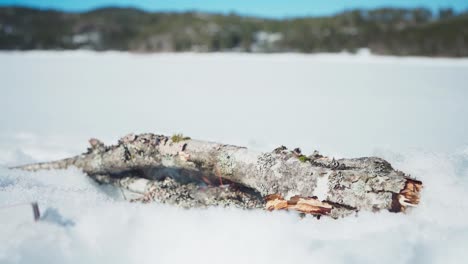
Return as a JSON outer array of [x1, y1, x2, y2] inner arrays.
[[0, 51, 467, 263]]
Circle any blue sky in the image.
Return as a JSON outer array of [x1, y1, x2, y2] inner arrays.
[[1, 0, 467, 18]]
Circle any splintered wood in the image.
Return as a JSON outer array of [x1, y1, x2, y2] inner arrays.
[[266, 194, 333, 215], [391, 179, 423, 213]]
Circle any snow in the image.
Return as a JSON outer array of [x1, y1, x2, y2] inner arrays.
[[1, 51, 468, 263]]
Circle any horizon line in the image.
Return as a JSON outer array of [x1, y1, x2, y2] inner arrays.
[[1, 2, 467, 19]]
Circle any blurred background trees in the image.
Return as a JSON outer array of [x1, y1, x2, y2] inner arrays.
[[1, 6, 467, 56]]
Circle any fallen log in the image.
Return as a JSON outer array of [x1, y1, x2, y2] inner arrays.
[[12, 133, 422, 218]]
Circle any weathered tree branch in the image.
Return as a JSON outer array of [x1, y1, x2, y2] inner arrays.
[[13, 133, 422, 218]]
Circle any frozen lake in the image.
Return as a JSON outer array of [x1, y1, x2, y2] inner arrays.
[[1, 51, 467, 159], [1, 51, 467, 264]]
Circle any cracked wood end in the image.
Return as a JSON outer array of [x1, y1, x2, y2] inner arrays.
[[391, 179, 423, 212]]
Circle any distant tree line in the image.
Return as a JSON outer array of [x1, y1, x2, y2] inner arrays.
[[1, 6, 467, 56]]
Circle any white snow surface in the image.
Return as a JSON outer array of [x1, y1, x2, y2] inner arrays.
[[1, 51, 468, 264]]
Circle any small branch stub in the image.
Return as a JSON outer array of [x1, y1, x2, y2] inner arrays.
[[31, 202, 40, 221]]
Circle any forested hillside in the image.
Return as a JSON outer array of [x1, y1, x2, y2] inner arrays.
[[1, 6, 467, 56]]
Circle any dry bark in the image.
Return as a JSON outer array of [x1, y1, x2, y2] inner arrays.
[[13, 133, 422, 218]]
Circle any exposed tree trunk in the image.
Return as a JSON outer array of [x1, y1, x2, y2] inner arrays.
[[12, 133, 422, 218]]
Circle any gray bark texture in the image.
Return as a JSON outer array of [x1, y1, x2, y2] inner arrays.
[[12, 133, 422, 218]]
